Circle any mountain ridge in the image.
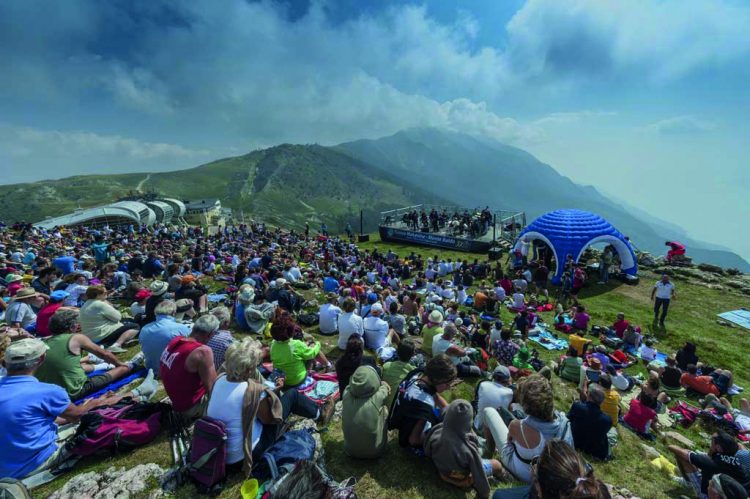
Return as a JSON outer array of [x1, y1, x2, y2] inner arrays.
[[1, 128, 747, 271]]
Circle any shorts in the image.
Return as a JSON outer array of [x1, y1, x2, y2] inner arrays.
[[710, 372, 730, 394], [481, 458, 494, 476], [71, 373, 114, 401]]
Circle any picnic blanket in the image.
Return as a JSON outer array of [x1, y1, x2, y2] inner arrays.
[[528, 327, 569, 351], [718, 309, 750, 330], [74, 368, 147, 405], [624, 346, 668, 367]]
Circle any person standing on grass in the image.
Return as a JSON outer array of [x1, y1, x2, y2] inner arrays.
[[651, 273, 675, 326]]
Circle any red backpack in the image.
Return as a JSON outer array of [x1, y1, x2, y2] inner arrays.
[[66, 399, 169, 456]]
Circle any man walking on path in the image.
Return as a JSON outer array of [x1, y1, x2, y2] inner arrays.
[[651, 274, 675, 326]]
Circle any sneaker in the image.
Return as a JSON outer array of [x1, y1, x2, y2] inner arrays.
[[128, 352, 145, 369], [107, 344, 127, 354], [318, 397, 336, 426]]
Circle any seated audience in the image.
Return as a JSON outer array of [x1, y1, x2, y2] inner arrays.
[[34, 290, 68, 337], [337, 297, 364, 350], [382, 340, 416, 405], [319, 292, 342, 336], [568, 384, 612, 460], [432, 323, 482, 377], [206, 307, 235, 371], [139, 300, 191, 373], [335, 334, 380, 393], [78, 285, 139, 353], [270, 313, 330, 388], [676, 341, 700, 371], [474, 365, 514, 431]]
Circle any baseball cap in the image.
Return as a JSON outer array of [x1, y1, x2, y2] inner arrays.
[[50, 290, 70, 301], [371, 302, 384, 313], [493, 365, 511, 380], [4, 338, 48, 368]]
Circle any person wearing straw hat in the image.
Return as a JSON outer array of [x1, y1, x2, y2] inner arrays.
[[421, 310, 445, 355], [6, 287, 47, 331], [143, 280, 169, 325], [0, 338, 156, 479]]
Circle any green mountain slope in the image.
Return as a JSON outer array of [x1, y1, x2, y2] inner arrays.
[[338, 128, 750, 271], [0, 144, 445, 233]]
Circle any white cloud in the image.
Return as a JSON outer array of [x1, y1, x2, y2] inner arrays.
[[532, 110, 617, 127], [642, 115, 718, 135], [506, 0, 750, 83]]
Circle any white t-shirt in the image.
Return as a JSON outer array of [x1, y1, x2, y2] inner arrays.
[[338, 312, 364, 349], [64, 284, 88, 306], [494, 286, 507, 301], [131, 302, 146, 317], [489, 327, 503, 346], [319, 303, 342, 335], [433, 336, 459, 364], [206, 377, 268, 464], [654, 281, 674, 300], [474, 381, 514, 430], [457, 289, 467, 305], [363, 316, 389, 350]]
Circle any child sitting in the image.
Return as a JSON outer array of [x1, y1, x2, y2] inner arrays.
[[424, 399, 503, 498], [622, 325, 642, 350], [572, 305, 590, 332], [639, 339, 657, 363]]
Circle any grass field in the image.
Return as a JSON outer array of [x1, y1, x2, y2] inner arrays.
[[34, 236, 750, 498]]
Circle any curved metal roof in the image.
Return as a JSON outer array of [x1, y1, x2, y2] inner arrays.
[[145, 201, 174, 223], [161, 198, 186, 217], [33, 205, 141, 229]]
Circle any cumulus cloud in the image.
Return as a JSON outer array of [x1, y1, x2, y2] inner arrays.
[[506, 0, 750, 82], [642, 116, 718, 135]]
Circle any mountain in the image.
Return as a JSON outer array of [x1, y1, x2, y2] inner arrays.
[[1, 128, 747, 271], [338, 128, 750, 271], [0, 144, 446, 233]]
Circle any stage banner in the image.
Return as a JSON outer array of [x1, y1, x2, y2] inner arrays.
[[379, 226, 490, 253]]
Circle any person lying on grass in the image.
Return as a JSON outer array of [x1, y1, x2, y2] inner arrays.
[[681, 364, 735, 397]]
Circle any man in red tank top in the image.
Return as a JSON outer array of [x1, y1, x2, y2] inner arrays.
[[160, 322, 217, 419]]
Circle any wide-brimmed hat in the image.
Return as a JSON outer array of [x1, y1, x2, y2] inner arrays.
[[589, 357, 602, 370], [4, 273, 23, 284], [150, 280, 169, 296], [11, 288, 41, 301], [428, 310, 444, 324]]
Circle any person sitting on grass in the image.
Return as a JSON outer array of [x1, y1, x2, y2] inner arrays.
[[35, 308, 153, 401], [206, 338, 332, 475], [622, 390, 659, 440], [363, 302, 401, 358], [668, 431, 750, 498], [424, 399, 505, 498], [335, 334, 380, 393], [610, 312, 629, 339], [474, 365, 514, 432], [640, 338, 657, 363], [556, 346, 583, 384], [390, 354, 456, 451], [421, 310, 444, 355], [269, 313, 331, 388], [337, 297, 364, 350], [676, 341, 699, 371], [319, 292, 342, 336], [0, 338, 156, 479], [572, 305, 590, 333], [622, 324, 642, 350], [681, 364, 734, 397], [342, 365, 390, 459], [160, 320, 219, 420], [512, 310, 530, 341], [568, 330, 592, 357], [78, 285, 140, 354], [482, 375, 573, 483], [493, 438, 613, 499], [568, 383, 612, 460], [433, 323, 483, 378], [382, 339, 416, 406], [492, 328, 519, 367], [656, 354, 683, 390], [34, 290, 69, 338]]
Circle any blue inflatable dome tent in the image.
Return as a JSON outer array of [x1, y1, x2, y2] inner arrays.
[[514, 209, 638, 284]]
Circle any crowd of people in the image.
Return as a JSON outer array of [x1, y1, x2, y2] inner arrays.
[[393, 207, 494, 238], [0, 219, 747, 499]]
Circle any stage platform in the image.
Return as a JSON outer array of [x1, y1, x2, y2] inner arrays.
[[378, 205, 525, 253]]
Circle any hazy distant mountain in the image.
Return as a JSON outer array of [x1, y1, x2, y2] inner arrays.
[[338, 128, 750, 271], [1, 127, 747, 271]]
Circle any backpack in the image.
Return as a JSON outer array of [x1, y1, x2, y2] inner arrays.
[[269, 460, 356, 499], [66, 399, 168, 456], [253, 428, 317, 482], [298, 313, 319, 326], [188, 416, 228, 490], [669, 401, 700, 428]]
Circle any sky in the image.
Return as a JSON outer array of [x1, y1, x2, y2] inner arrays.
[[0, 0, 748, 258]]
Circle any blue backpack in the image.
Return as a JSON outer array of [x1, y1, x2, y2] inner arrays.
[[253, 428, 316, 481]]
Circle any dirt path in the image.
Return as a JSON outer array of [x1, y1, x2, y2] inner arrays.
[[136, 173, 152, 192]]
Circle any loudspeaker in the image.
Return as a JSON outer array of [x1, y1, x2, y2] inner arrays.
[[488, 247, 503, 261], [357, 234, 370, 242]]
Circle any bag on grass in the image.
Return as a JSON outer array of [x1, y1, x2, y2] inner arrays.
[[253, 428, 317, 482], [269, 460, 356, 499], [66, 399, 169, 456], [188, 416, 228, 490], [298, 313, 319, 326]]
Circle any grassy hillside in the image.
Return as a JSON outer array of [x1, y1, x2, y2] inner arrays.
[[0, 145, 445, 234], [33, 236, 750, 499]]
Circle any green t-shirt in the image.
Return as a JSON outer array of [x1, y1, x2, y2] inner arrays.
[[422, 325, 443, 355], [36, 333, 88, 396], [270, 338, 321, 387], [560, 356, 583, 383]]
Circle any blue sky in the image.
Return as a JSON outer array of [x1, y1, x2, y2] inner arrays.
[[0, 0, 748, 258]]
